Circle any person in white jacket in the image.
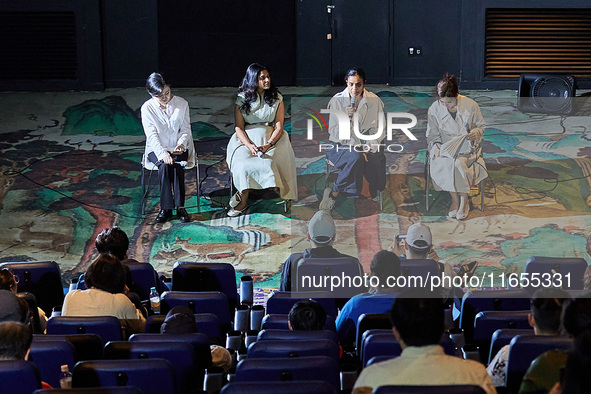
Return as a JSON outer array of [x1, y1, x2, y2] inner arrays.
[[426, 73, 487, 220], [141, 72, 195, 223], [319, 68, 386, 212]]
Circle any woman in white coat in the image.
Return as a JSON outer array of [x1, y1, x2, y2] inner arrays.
[[141, 72, 196, 223], [426, 73, 487, 220]]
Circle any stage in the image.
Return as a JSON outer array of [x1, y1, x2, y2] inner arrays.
[[1, 86, 590, 290]]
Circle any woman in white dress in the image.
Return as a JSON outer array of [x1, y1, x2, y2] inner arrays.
[[426, 73, 487, 220], [226, 63, 297, 217]]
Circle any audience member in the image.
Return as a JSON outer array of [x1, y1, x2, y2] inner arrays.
[[549, 331, 591, 394], [519, 296, 591, 393], [0, 321, 52, 388], [160, 305, 232, 372], [0, 268, 47, 332], [353, 289, 496, 394], [0, 290, 24, 324], [62, 253, 146, 337], [487, 288, 569, 387], [335, 250, 400, 346], [288, 299, 327, 331], [279, 210, 361, 292], [95, 226, 167, 296]]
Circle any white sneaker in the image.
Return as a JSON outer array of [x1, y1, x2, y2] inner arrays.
[[319, 188, 336, 211]]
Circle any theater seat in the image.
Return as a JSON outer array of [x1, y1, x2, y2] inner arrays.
[[260, 314, 336, 331], [29, 339, 76, 388], [235, 356, 340, 391], [488, 328, 534, 364], [473, 310, 531, 363], [266, 291, 338, 317], [373, 385, 485, 393], [46, 316, 122, 346], [220, 380, 337, 394], [33, 333, 103, 361], [247, 339, 339, 361], [128, 332, 213, 368], [73, 359, 177, 394], [0, 360, 42, 394], [144, 312, 221, 344], [256, 329, 338, 344], [160, 291, 231, 332]]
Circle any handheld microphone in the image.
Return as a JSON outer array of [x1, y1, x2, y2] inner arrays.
[[351, 95, 357, 108], [256, 150, 264, 158]]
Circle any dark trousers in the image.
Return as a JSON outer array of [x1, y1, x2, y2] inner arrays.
[[326, 146, 385, 197], [148, 151, 188, 210]]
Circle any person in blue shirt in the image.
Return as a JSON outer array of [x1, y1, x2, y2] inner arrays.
[[335, 250, 400, 347]]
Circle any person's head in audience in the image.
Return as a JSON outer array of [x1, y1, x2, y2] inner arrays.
[[390, 289, 443, 348], [529, 288, 569, 335], [160, 306, 197, 335], [85, 253, 126, 294], [96, 226, 130, 261], [368, 250, 401, 293], [558, 330, 591, 394], [307, 210, 336, 247], [561, 296, 591, 339], [288, 299, 326, 331], [0, 268, 18, 293], [0, 321, 32, 360], [0, 290, 24, 323], [403, 223, 433, 259]]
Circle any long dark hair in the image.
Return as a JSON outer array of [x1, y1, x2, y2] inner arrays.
[[436, 73, 459, 98], [146, 72, 168, 98], [237, 63, 279, 115]]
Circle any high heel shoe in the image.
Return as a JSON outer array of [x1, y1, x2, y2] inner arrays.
[[229, 192, 241, 208], [227, 206, 246, 217], [447, 210, 457, 219]]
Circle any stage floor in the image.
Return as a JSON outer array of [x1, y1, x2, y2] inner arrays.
[[1, 85, 590, 290]]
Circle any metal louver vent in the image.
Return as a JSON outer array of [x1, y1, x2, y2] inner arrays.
[[0, 11, 77, 80], [485, 9, 591, 78]]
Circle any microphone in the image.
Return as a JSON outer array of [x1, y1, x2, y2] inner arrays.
[[256, 150, 264, 158], [156, 159, 188, 167]]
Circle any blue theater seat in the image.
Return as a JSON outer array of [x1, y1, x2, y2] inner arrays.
[[0, 261, 64, 315], [172, 261, 239, 310], [235, 356, 340, 392], [266, 291, 338, 317], [128, 332, 212, 368], [33, 333, 103, 361], [144, 312, 221, 344], [103, 340, 204, 393], [160, 291, 231, 332], [247, 339, 339, 360], [0, 360, 42, 394], [73, 359, 177, 394], [46, 316, 122, 346], [256, 329, 338, 344], [505, 334, 571, 392], [473, 310, 531, 363], [488, 328, 534, 364], [220, 380, 337, 394], [260, 313, 336, 331], [524, 256, 587, 292], [295, 257, 365, 298], [355, 313, 391, 353], [399, 259, 440, 285], [29, 339, 76, 388]]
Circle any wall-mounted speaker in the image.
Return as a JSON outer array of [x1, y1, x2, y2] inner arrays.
[[517, 73, 577, 115]]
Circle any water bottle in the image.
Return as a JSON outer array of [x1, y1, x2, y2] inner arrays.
[[68, 277, 78, 293], [59, 364, 72, 388], [149, 287, 160, 314]]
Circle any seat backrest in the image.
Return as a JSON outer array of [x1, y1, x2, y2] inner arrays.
[[33, 333, 103, 361], [160, 291, 231, 331], [0, 360, 42, 394], [124, 262, 161, 301], [261, 314, 336, 331], [33, 387, 143, 394], [30, 339, 76, 388], [144, 312, 221, 344], [46, 316, 123, 346], [266, 291, 338, 317], [488, 328, 534, 364], [0, 261, 64, 315], [399, 259, 440, 284], [73, 359, 177, 394], [473, 310, 531, 363], [16, 292, 43, 334], [257, 329, 338, 344], [247, 339, 339, 360], [356, 313, 391, 353], [220, 380, 337, 394], [459, 289, 531, 343], [505, 334, 571, 392], [296, 257, 365, 298], [128, 332, 213, 368], [373, 385, 486, 393], [172, 261, 239, 309], [103, 340, 202, 394], [235, 356, 340, 391], [525, 256, 587, 291]]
